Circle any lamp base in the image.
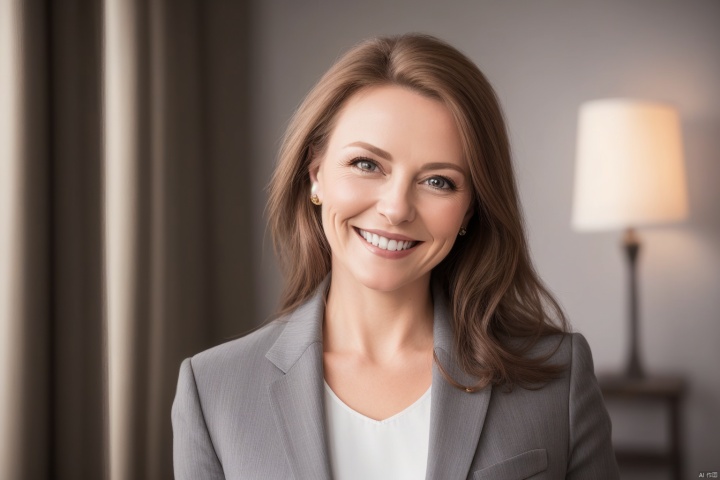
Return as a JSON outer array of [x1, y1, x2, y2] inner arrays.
[[623, 228, 644, 379], [626, 356, 644, 379]]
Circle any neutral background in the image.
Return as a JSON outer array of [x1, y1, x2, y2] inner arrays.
[[249, 1, 719, 479]]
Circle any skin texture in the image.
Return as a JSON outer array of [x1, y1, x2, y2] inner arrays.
[[310, 85, 474, 420]]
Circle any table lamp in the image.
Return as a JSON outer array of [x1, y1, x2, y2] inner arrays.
[[572, 99, 689, 379]]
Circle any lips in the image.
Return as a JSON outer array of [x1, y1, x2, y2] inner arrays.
[[355, 227, 420, 252]]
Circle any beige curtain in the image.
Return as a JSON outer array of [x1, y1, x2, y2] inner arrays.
[[0, 0, 254, 478]]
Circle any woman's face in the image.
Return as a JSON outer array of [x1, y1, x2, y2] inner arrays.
[[310, 84, 474, 293]]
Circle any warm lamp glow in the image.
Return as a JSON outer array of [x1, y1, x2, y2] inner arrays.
[[572, 99, 689, 231]]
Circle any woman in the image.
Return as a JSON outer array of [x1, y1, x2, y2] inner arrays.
[[172, 34, 619, 479]]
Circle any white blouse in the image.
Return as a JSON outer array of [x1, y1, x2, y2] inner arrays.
[[323, 381, 432, 480]]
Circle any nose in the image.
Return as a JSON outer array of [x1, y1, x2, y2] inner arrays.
[[376, 179, 416, 225]]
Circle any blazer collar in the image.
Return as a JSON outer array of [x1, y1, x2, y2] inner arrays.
[[265, 275, 329, 373], [426, 278, 493, 479], [265, 275, 492, 480], [265, 276, 332, 479]]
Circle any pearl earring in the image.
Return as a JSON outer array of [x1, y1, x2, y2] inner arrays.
[[310, 183, 322, 206]]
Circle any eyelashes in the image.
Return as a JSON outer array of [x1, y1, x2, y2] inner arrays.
[[349, 157, 380, 173], [426, 176, 456, 191], [346, 157, 458, 191]]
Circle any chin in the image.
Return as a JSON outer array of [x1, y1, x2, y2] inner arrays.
[[351, 268, 424, 294]]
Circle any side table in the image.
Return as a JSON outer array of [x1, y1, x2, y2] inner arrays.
[[597, 374, 687, 480]]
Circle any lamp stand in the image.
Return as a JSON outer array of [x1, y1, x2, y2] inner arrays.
[[623, 227, 644, 379]]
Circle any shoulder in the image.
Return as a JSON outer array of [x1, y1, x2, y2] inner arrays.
[[497, 332, 598, 395], [528, 332, 602, 400], [491, 332, 601, 408], [184, 277, 329, 386], [545, 332, 598, 378], [540, 331, 596, 372], [508, 332, 592, 365], [188, 319, 289, 382]]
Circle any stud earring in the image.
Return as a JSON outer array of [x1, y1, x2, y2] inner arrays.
[[310, 183, 322, 206], [458, 227, 467, 236]]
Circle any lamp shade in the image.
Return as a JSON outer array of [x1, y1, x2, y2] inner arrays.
[[572, 99, 689, 231]]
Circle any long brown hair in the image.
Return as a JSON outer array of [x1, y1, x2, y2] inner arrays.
[[267, 33, 569, 390]]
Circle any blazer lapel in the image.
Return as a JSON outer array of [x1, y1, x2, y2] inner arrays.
[[426, 280, 493, 480], [265, 277, 332, 480], [264, 275, 491, 480]]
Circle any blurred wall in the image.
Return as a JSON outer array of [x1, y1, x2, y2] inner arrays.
[[248, 1, 720, 478]]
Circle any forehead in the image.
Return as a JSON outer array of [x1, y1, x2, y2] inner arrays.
[[326, 85, 465, 167]]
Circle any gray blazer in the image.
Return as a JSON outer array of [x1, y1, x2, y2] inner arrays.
[[172, 277, 619, 479]]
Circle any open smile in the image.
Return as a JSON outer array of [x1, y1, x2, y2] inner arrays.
[[354, 227, 421, 252]]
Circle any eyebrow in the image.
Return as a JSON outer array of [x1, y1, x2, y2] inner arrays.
[[345, 141, 467, 175], [347, 141, 393, 160], [422, 162, 467, 175]]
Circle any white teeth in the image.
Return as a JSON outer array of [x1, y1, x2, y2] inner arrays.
[[357, 229, 417, 251]]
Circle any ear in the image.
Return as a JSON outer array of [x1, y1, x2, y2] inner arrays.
[[309, 164, 320, 184], [308, 158, 324, 205], [462, 202, 474, 227]]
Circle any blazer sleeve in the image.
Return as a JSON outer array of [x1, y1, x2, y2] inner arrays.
[[172, 358, 226, 480], [566, 333, 620, 479]]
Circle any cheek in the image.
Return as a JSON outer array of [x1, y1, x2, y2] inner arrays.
[[422, 198, 471, 237], [321, 176, 375, 229], [330, 175, 366, 201]]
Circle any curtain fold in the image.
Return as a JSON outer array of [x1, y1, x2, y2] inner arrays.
[[0, 0, 254, 479], [52, 1, 106, 478], [1, 1, 54, 478]]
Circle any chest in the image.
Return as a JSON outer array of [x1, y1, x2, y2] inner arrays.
[[322, 350, 432, 421]]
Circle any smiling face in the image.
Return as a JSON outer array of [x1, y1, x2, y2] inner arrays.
[[309, 84, 474, 293]]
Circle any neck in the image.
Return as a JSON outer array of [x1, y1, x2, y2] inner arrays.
[[323, 268, 434, 363]]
